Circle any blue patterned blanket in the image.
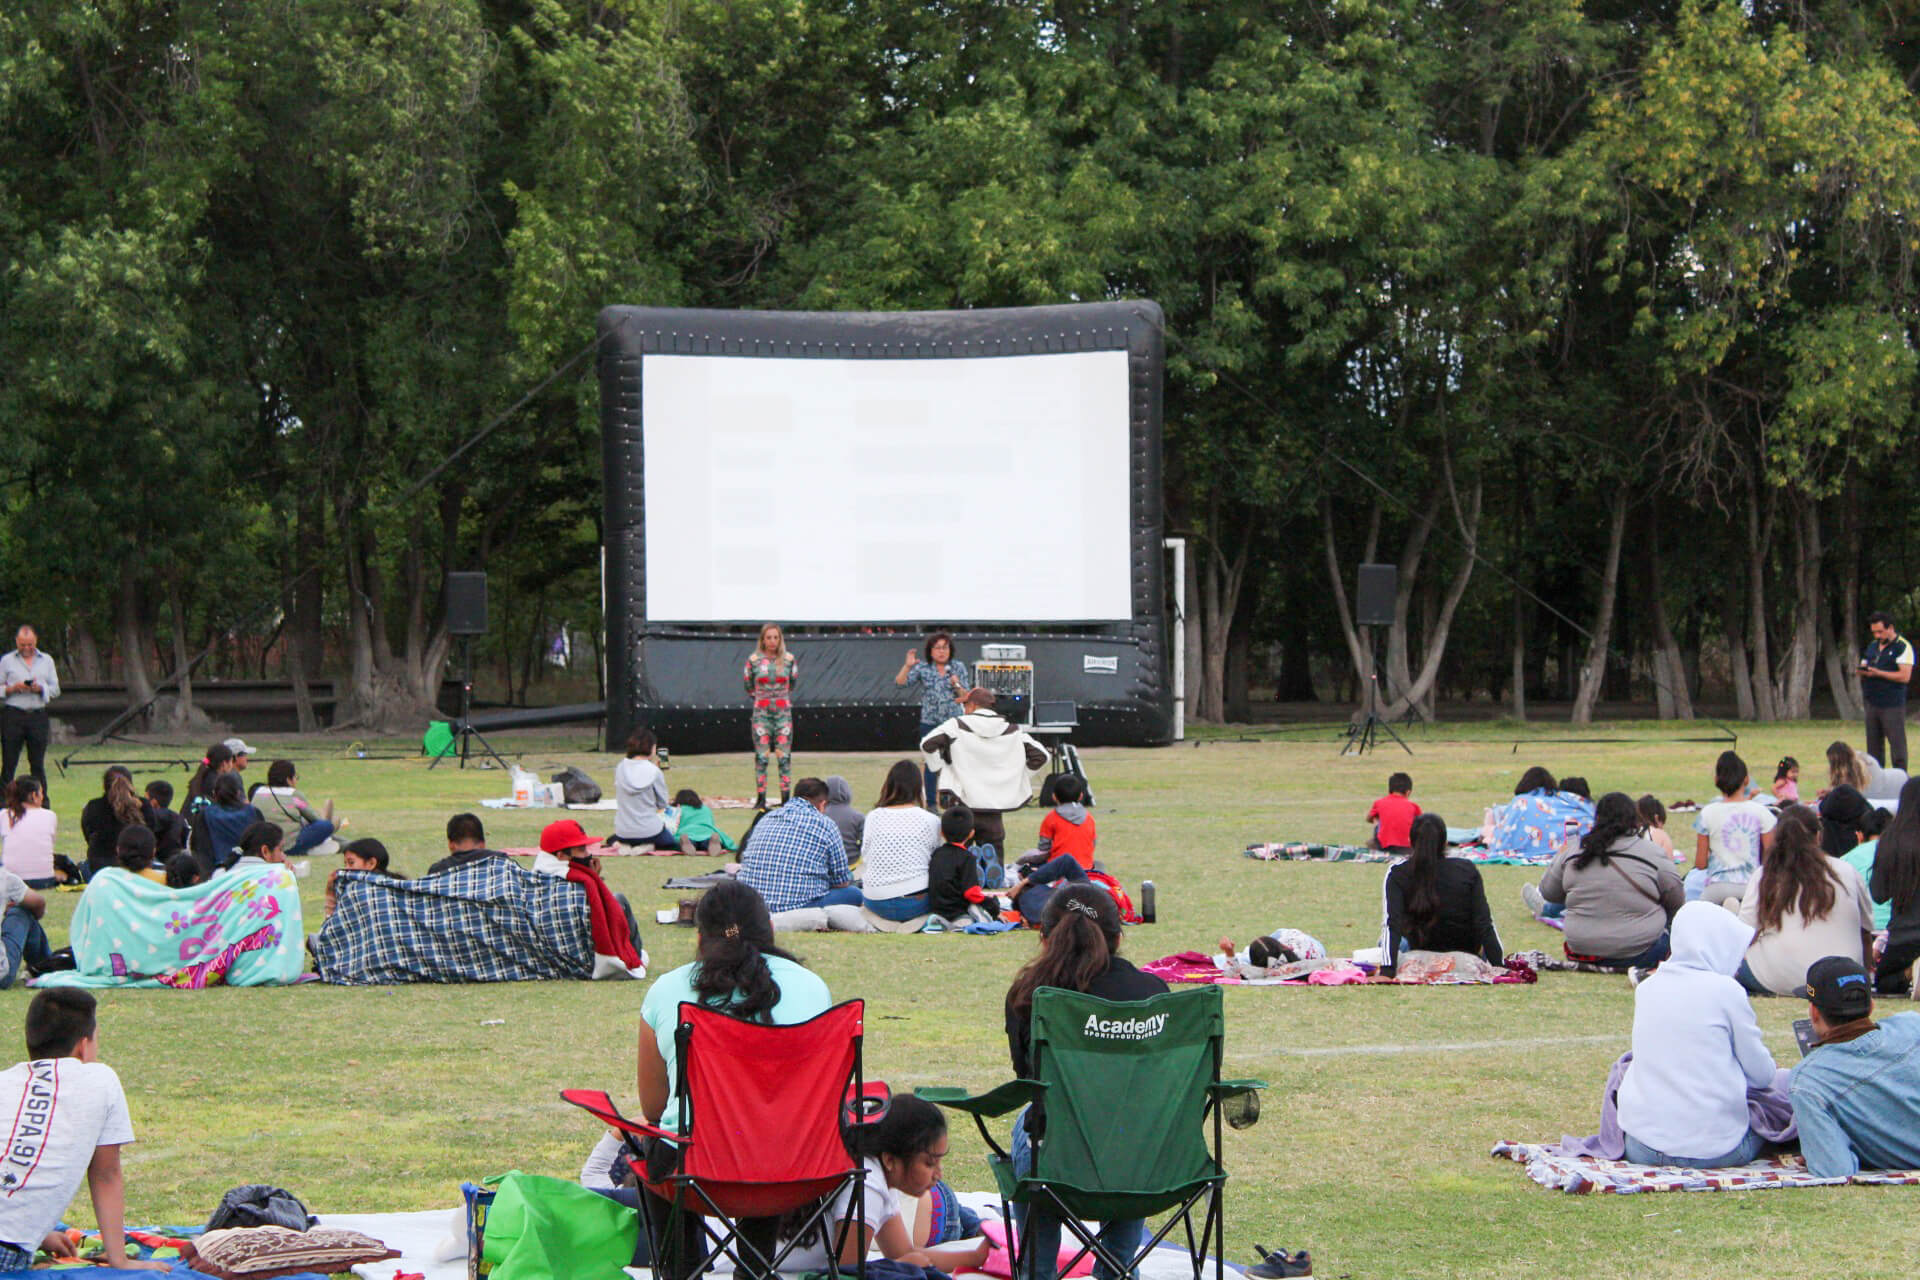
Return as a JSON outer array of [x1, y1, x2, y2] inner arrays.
[[311, 859, 592, 984], [35, 865, 305, 989]]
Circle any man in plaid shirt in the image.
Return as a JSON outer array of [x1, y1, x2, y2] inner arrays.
[[739, 778, 861, 912]]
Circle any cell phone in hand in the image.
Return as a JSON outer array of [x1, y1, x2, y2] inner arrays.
[[1792, 1018, 1819, 1057]]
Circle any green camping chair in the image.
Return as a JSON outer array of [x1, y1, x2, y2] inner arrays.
[[920, 985, 1264, 1280]]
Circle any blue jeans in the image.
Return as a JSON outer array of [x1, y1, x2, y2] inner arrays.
[[287, 819, 337, 857], [1540, 900, 1566, 920], [1012, 1110, 1142, 1280], [800, 886, 864, 909], [0, 907, 52, 990], [863, 892, 929, 921], [1624, 1127, 1768, 1168], [1734, 958, 1773, 995], [1015, 855, 1087, 921], [921, 720, 942, 807]]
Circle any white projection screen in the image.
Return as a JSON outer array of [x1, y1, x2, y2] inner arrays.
[[640, 351, 1134, 622]]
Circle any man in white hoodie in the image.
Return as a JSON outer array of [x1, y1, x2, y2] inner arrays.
[[920, 688, 1047, 852], [1616, 901, 1780, 1167]]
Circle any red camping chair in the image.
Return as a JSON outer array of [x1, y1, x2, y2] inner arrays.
[[562, 999, 886, 1280]]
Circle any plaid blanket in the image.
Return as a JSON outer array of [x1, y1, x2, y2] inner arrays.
[[1244, 842, 1385, 862], [311, 861, 592, 984], [1491, 1140, 1920, 1194]]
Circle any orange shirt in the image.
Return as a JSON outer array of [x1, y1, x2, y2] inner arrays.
[[1038, 810, 1098, 869]]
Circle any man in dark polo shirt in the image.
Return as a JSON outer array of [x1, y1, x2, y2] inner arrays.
[[1859, 611, 1913, 772]]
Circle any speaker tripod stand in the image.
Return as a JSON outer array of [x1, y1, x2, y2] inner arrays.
[[431, 635, 511, 771], [1342, 628, 1411, 757]]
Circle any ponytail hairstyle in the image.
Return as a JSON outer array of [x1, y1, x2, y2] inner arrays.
[[210, 772, 244, 808], [1775, 756, 1799, 783], [1753, 805, 1838, 933], [691, 880, 801, 1021], [187, 744, 235, 804], [1514, 767, 1557, 796], [4, 777, 41, 824], [238, 821, 284, 859], [1873, 777, 1920, 917], [103, 766, 142, 827], [1007, 884, 1122, 1020], [1575, 792, 1642, 868], [1636, 794, 1667, 831], [1400, 813, 1450, 935]]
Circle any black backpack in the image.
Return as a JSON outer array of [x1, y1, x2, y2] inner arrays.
[[551, 766, 602, 806], [206, 1183, 315, 1232]]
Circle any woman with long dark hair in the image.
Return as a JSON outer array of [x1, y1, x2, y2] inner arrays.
[[1382, 813, 1503, 977], [860, 760, 941, 922], [1736, 805, 1873, 996], [79, 766, 146, 880], [1004, 884, 1166, 1280], [896, 631, 970, 805], [636, 880, 831, 1280], [1870, 777, 1920, 995], [1535, 791, 1683, 969]]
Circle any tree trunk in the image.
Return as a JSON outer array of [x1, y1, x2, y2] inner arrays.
[[1745, 476, 1779, 721], [67, 623, 103, 683], [114, 567, 155, 716], [1774, 500, 1821, 720], [1322, 497, 1381, 717], [1224, 592, 1253, 723], [1725, 583, 1757, 721], [1645, 510, 1694, 720], [1510, 586, 1527, 721], [1182, 540, 1201, 726], [1374, 462, 1483, 722], [1195, 499, 1251, 724], [164, 576, 195, 727], [1570, 494, 1629, 724]]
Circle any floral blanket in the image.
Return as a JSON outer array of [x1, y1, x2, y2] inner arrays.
[[1491, 1141, 1920, 1194], [34, 865, 305, 989]]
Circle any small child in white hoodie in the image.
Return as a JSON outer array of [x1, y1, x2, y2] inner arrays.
[[1615, 902, 1780, 1167]]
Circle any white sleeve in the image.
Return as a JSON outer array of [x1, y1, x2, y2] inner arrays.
[[580, 1133, 626, 1189], [95, 1066, 135, 1147], [0, 871, 24, 908], [1756, 804, 1778, 834]]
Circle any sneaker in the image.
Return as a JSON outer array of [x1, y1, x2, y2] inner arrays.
[[1628, 965, 1653, 987], [1247, 1245, 1313, 1279], [1521, 883, 1546, 918]]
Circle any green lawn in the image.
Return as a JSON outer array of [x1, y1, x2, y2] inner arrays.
[[36, 720, 1917, 1278]]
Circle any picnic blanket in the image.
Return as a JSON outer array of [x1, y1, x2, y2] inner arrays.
[[34, 865, 305, 990], [1490, 1141, 1920, 1194], [1143, 950, 1537, 986], [311, 861, 593, 984], [1245, 841, 1556, 866], [1506, 948, 1629, 975]]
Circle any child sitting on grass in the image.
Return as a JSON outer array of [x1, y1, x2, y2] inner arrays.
[[1365, 772, 1420, 853], [1638, 794, 1676, 859], [1772, 757, 1801, 804], [926, 806, 985, 924], [326, 839, 402, 916], [1692, 750, 1777, 906], [1035, 775, 1096, 870], [143, 780, 186, 858], [0, 990, 168, 1271]]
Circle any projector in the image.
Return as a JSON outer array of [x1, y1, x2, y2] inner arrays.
[[980, 644, 1027, 660]]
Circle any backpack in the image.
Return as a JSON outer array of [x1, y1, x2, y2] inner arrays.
[[206, 1183, 315, 1232], [551, 766, 602, 806]]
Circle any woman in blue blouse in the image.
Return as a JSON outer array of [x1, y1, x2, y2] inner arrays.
[[896, 632, 969, 806]]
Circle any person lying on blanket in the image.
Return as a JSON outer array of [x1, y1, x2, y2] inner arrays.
[[1616, 902, 1778, 1169], [1788, 955, 1920, 1178], [1215, 929, 1327, 977], [0, 990, 169, 1271]]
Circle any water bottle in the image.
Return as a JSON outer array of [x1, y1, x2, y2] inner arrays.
[[1140, 880, 1156, 924]]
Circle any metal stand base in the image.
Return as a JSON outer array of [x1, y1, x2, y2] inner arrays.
[[430, 637, 511, 772]]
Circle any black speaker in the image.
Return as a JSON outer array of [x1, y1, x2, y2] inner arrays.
[[1355, 563, 1397, 627], [445, 572, 489, 636]]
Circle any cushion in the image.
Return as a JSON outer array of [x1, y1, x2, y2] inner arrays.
[[185, 1225, 399, 1279]]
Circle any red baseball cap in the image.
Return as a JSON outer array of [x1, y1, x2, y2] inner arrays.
[[539, 818, 597, 855]]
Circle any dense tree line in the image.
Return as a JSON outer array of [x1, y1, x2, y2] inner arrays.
[[2, 1, 1915, 729]]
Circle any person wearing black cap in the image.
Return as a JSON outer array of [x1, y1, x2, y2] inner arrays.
[[1788, 955, 1920, 1177]]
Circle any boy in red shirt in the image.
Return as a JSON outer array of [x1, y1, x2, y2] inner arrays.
[[1366, 772, 1420, 854], [1035, 776, 1097, 871]]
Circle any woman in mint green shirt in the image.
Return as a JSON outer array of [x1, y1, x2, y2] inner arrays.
[[636, 880, 831, 1279]]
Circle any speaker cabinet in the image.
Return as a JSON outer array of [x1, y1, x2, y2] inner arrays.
[[1355, 563, 1398, 628], [446, 572, 489, 636]]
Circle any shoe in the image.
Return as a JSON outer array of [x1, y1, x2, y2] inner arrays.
[[753, 794, 767, 811], [1628, 965, 1653, 987], [1247, 1245, 1313, 1279], [1521, 883, 1546, 918], [779, 788, 791, 805]]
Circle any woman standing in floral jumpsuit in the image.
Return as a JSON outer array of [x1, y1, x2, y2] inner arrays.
[[743, 623, 797, 808]]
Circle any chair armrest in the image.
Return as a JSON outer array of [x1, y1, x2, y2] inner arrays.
[[917, 1080, 1045, 1117]]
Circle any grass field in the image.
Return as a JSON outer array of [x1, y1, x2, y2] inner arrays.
[[31, 719, 1918, 1279]]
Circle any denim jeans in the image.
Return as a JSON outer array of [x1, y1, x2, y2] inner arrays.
[[1015, 855, 1088, 922], [287, 818, 337, 857], [800, 886, 864, 909], [1623, 1127, 1767, 1169], [0, 906, 53, 990], [921, 720, 942, 807], [1011, 1109, 1143, 1280], [863, 892, 929, 921]]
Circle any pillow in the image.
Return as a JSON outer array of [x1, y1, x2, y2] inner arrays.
[[185, 1225, 399, 1280]]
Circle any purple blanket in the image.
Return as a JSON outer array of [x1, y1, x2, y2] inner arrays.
[[1559, 1051, 1796, 1159]]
